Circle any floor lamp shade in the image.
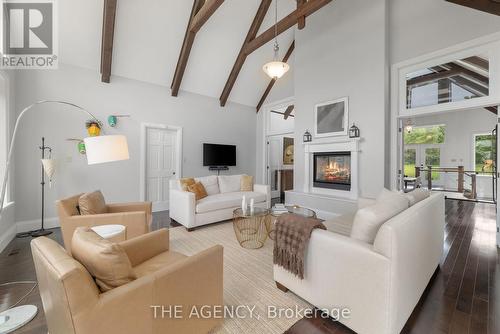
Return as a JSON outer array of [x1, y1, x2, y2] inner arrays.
[[84, 135, 130, 165]]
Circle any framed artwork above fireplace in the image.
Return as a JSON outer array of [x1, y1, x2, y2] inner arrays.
[[314, 97, 349, 138]]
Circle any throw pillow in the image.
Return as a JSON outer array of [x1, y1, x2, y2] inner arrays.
[[71, 227, 136, 292], [218, 175, 243, 193], [187, 182, 208, 201], [195, 175, 220, 195], [405, 188, 430, 206], [179, 178, 196, 191], [241, 175, 254, 191], [78, 191, 107, 215], [350, 188, 409, 244]]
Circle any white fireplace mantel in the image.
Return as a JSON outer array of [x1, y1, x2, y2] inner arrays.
[[303, 137, 360, 200]]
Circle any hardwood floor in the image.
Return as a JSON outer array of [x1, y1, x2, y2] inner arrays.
[[286, 200, 499, 334], [0, 200, 498, 333]]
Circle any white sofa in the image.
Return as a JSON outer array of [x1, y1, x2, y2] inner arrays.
[[274, 192, 445, 334], [169, 175, 271, 230]]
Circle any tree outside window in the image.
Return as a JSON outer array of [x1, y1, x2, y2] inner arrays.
[[474, 134, 495, 174]]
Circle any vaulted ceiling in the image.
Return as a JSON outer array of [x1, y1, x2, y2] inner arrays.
[[59, 0, 306, 107]]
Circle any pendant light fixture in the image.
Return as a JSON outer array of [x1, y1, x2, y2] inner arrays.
[[263, 0, 290, 79]]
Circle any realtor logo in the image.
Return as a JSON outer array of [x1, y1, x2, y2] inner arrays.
[[0, 0, 58, 69]]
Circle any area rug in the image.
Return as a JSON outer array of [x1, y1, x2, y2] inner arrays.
[[168, 222, 311, 334]]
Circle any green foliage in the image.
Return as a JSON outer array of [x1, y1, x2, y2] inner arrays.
[[404, 125, 445, 145], [475, 135, 495, 173]]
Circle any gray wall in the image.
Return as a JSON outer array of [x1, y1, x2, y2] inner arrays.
[[390, 0, 500, 64], [293, 0, 389, 198], [14, 64, 256, 222]]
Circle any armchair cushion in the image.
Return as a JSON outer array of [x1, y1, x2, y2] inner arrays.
[[405, 188, 430, 206], [71, 227, 136, 292], [133, 251, 187, 278], [78, 190, 107, 215]]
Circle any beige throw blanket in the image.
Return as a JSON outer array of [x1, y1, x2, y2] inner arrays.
[[273, 213, 326, 279]]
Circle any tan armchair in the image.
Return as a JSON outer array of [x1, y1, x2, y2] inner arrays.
[[31, 229, 224, 334], [57, 194, 152, 252]]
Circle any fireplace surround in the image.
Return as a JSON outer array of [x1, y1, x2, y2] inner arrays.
[[313, 152, 351, 191]]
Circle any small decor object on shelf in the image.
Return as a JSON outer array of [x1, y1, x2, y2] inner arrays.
[[349, 123, 360, 138], [86, 120, 101, 137], [78, 141, 86, 154], [303, 130, 312, 143]]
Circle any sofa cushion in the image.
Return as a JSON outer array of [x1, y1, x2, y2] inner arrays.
[[71, 227, 136, 292], [179, 178, 196, 191], [133, 251, 187, 278], [195, 175, 220, 195], [323, 212, 355, 236], [218, 175, 243, 193], [350, 189, 409, 244], [187, 182, 208, 201], [240, 175, 254, 192], [78, 190, 107, 215], [196, 191, 267, 214], [405, 188, 430, 206]]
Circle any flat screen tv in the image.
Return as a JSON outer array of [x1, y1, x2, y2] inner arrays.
[[203, 143, 236, 166]]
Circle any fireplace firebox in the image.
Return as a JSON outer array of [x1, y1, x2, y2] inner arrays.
[[313, 152, 351, 191]]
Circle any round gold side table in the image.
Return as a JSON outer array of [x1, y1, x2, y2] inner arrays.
[[232, 207, 270, 249]]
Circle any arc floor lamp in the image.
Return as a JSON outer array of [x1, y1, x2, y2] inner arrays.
[[0, 100, 129, 333]]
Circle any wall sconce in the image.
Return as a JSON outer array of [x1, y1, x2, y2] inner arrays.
[[349, 123, 360, 138], [108, 115, 130, 127], [303, 130, 312, 143], [404, 119, 414, 134]]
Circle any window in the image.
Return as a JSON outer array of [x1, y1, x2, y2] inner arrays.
[[474, 134, 495, 174], [404, 125, 445, 145], [406, 55, 490, 110]]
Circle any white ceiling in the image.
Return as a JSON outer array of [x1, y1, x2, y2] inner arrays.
[[59, 0, 297, 107]]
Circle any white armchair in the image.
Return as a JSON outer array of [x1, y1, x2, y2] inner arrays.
[[169, 175, 270, 231]]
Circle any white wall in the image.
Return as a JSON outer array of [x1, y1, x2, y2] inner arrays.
[[0, 71, 17, 251], [293, 0, 388, 198], [390, 0, 500, 64], [14, 64, 256, 223]]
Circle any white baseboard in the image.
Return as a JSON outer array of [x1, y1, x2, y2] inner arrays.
[[16, 217, 60, 234], [0, 224, 17, 253]]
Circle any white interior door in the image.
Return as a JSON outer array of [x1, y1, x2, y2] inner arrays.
[[146, 127, 178, 212]]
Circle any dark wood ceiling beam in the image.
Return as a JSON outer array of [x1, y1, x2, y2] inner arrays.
[[297, 0, 306, 29], [171, 0, 224, 96], [445, 0, 500, 16], [448, 63, 489, 86], [462, 56, 489, 71], [219, 0, 272, 107], [190, 0, 225, 33], [407, 68, 461, 87], [244, 0, 332, 55], [100, 0, 117, 83], [256, 41, 295, 112], [284, 104, 294, 119], [485, 106, 498, 114]]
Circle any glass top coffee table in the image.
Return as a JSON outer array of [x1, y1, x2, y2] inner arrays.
[[268, 206, 317, 240], [232, 207, 270, 249]]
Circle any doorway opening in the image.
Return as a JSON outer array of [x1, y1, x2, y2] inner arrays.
[[140, 124, 182, 212], [263, 100, 295, 204]]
